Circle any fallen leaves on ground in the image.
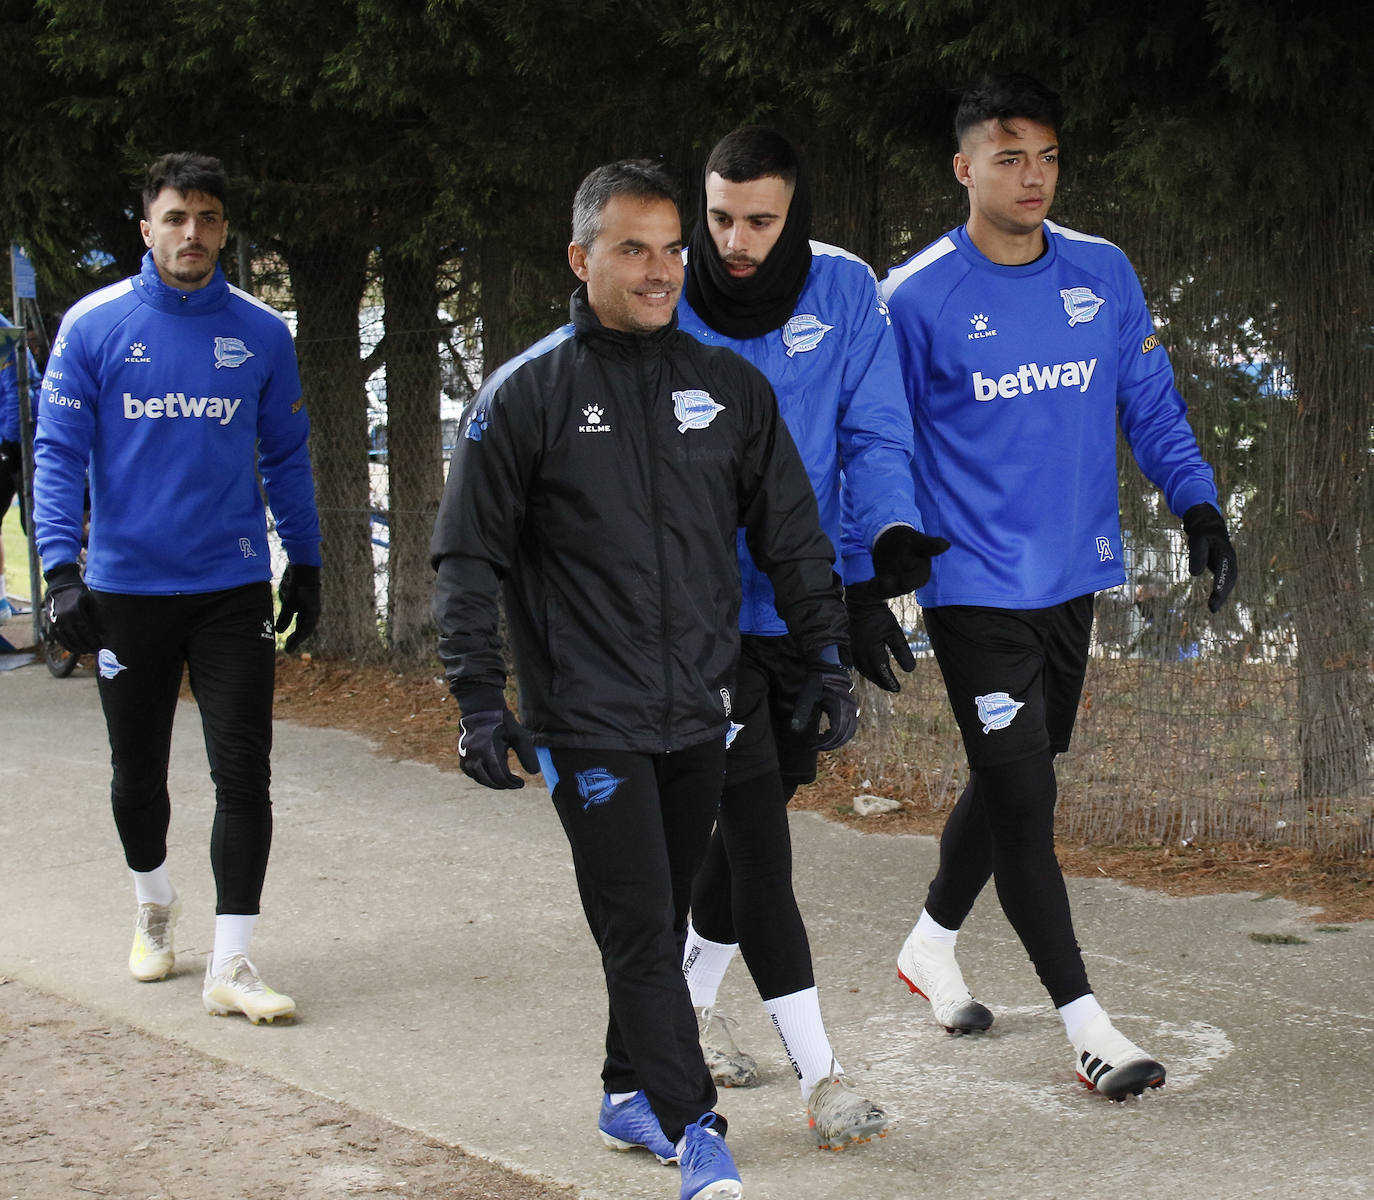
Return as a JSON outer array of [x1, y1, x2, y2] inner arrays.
[[273, 655, 1374, 923]]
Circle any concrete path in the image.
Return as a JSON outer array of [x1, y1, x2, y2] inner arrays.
[[2, 660, 1370, 1199]]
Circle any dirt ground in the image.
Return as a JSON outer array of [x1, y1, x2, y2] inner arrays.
[[0, 646, 567, 1200], [0, 976, 569, 1200], [6, 649, 1371, 1200]]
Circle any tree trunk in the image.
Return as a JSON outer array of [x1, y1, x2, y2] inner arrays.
[[478, 234, 520, 376], [1279, 198, 1374, 804], [381, 249, 443, 660], [287, 238, 378, 660]]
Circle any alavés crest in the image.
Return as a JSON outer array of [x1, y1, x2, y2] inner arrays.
[[674, 390, 724, 433], [214, 336, 255, 368], [782, 314, 833, 357], [577, 767, 627, 811]]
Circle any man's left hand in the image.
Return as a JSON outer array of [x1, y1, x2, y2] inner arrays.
[[275, 563, 322, 652], [1181, 504, 1237, 613], [868, 524, 951, 597]]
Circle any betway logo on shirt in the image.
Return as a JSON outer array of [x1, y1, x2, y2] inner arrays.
[[123, 391, 243, 425], [972, 358, 1098, 401]]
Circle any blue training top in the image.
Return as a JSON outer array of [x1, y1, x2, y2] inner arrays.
[[33, 251, 321, 593], [881, 221, 1218, 610], [679, 240, 920, 636]]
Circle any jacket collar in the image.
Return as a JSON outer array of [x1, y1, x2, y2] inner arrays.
[[135, 250, 232, 315], [569, 285, 678, 357]]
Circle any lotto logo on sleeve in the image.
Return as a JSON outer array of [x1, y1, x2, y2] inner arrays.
[[123, 392, 243, 425]]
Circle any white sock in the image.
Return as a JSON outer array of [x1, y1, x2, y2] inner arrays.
[[915, 908, 958, 947], [682, 923, 738, 1009], [211, 913, 258, 975], [608, 1091, 637, 1105], [130, 863, 175, 907], [762, 986, 840, 1102], [1058, 993, 1104, 1042]]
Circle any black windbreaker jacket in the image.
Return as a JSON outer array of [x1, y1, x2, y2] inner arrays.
[[431, 288, 846, 753]]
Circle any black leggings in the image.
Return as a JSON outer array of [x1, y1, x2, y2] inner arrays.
[[542, 739, 725, 1143], [689, 769, 815, 1002], [923, 749, 1091, 1008], [94, 584, 276, 916]]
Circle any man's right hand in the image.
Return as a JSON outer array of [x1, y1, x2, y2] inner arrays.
[[457, 703, 540, 789], [846, 583, 916, 692], [788, 648, 860, 751], [42, 562, 100, 655]]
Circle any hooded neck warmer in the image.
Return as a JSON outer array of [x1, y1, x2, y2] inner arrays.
[[684, 166, 814, 339]]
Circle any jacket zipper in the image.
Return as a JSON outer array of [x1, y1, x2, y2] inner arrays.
[[638, 341, 674, 749]]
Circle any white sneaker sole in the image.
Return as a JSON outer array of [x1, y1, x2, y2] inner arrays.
[[811, 1115, 891, 1151], [598, 1130, 677, 1165], [684, 1182, 741, 1200], [203, 989, 296, 1024], [130, 952, 175, 982]]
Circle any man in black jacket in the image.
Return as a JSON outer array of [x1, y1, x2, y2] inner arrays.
[[431, 160, 856, 1200]]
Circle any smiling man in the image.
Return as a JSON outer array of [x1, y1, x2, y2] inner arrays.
[[31, 152, 322, 1025], [431, 159, 855, 1200], [881, 74, 1238, 1099]]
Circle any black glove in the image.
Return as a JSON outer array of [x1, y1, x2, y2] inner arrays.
[[789, 649, 860, 751], [1181, 504, 1237, 613], [867, 524, 951, 598], [275, 563, 322, 652], [456, 693, 540, 789], [42, 561, 100, 654], [846, 585, 915, 692]]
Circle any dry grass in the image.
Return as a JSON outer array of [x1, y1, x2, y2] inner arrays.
[[272, 654, 1374, 923]]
